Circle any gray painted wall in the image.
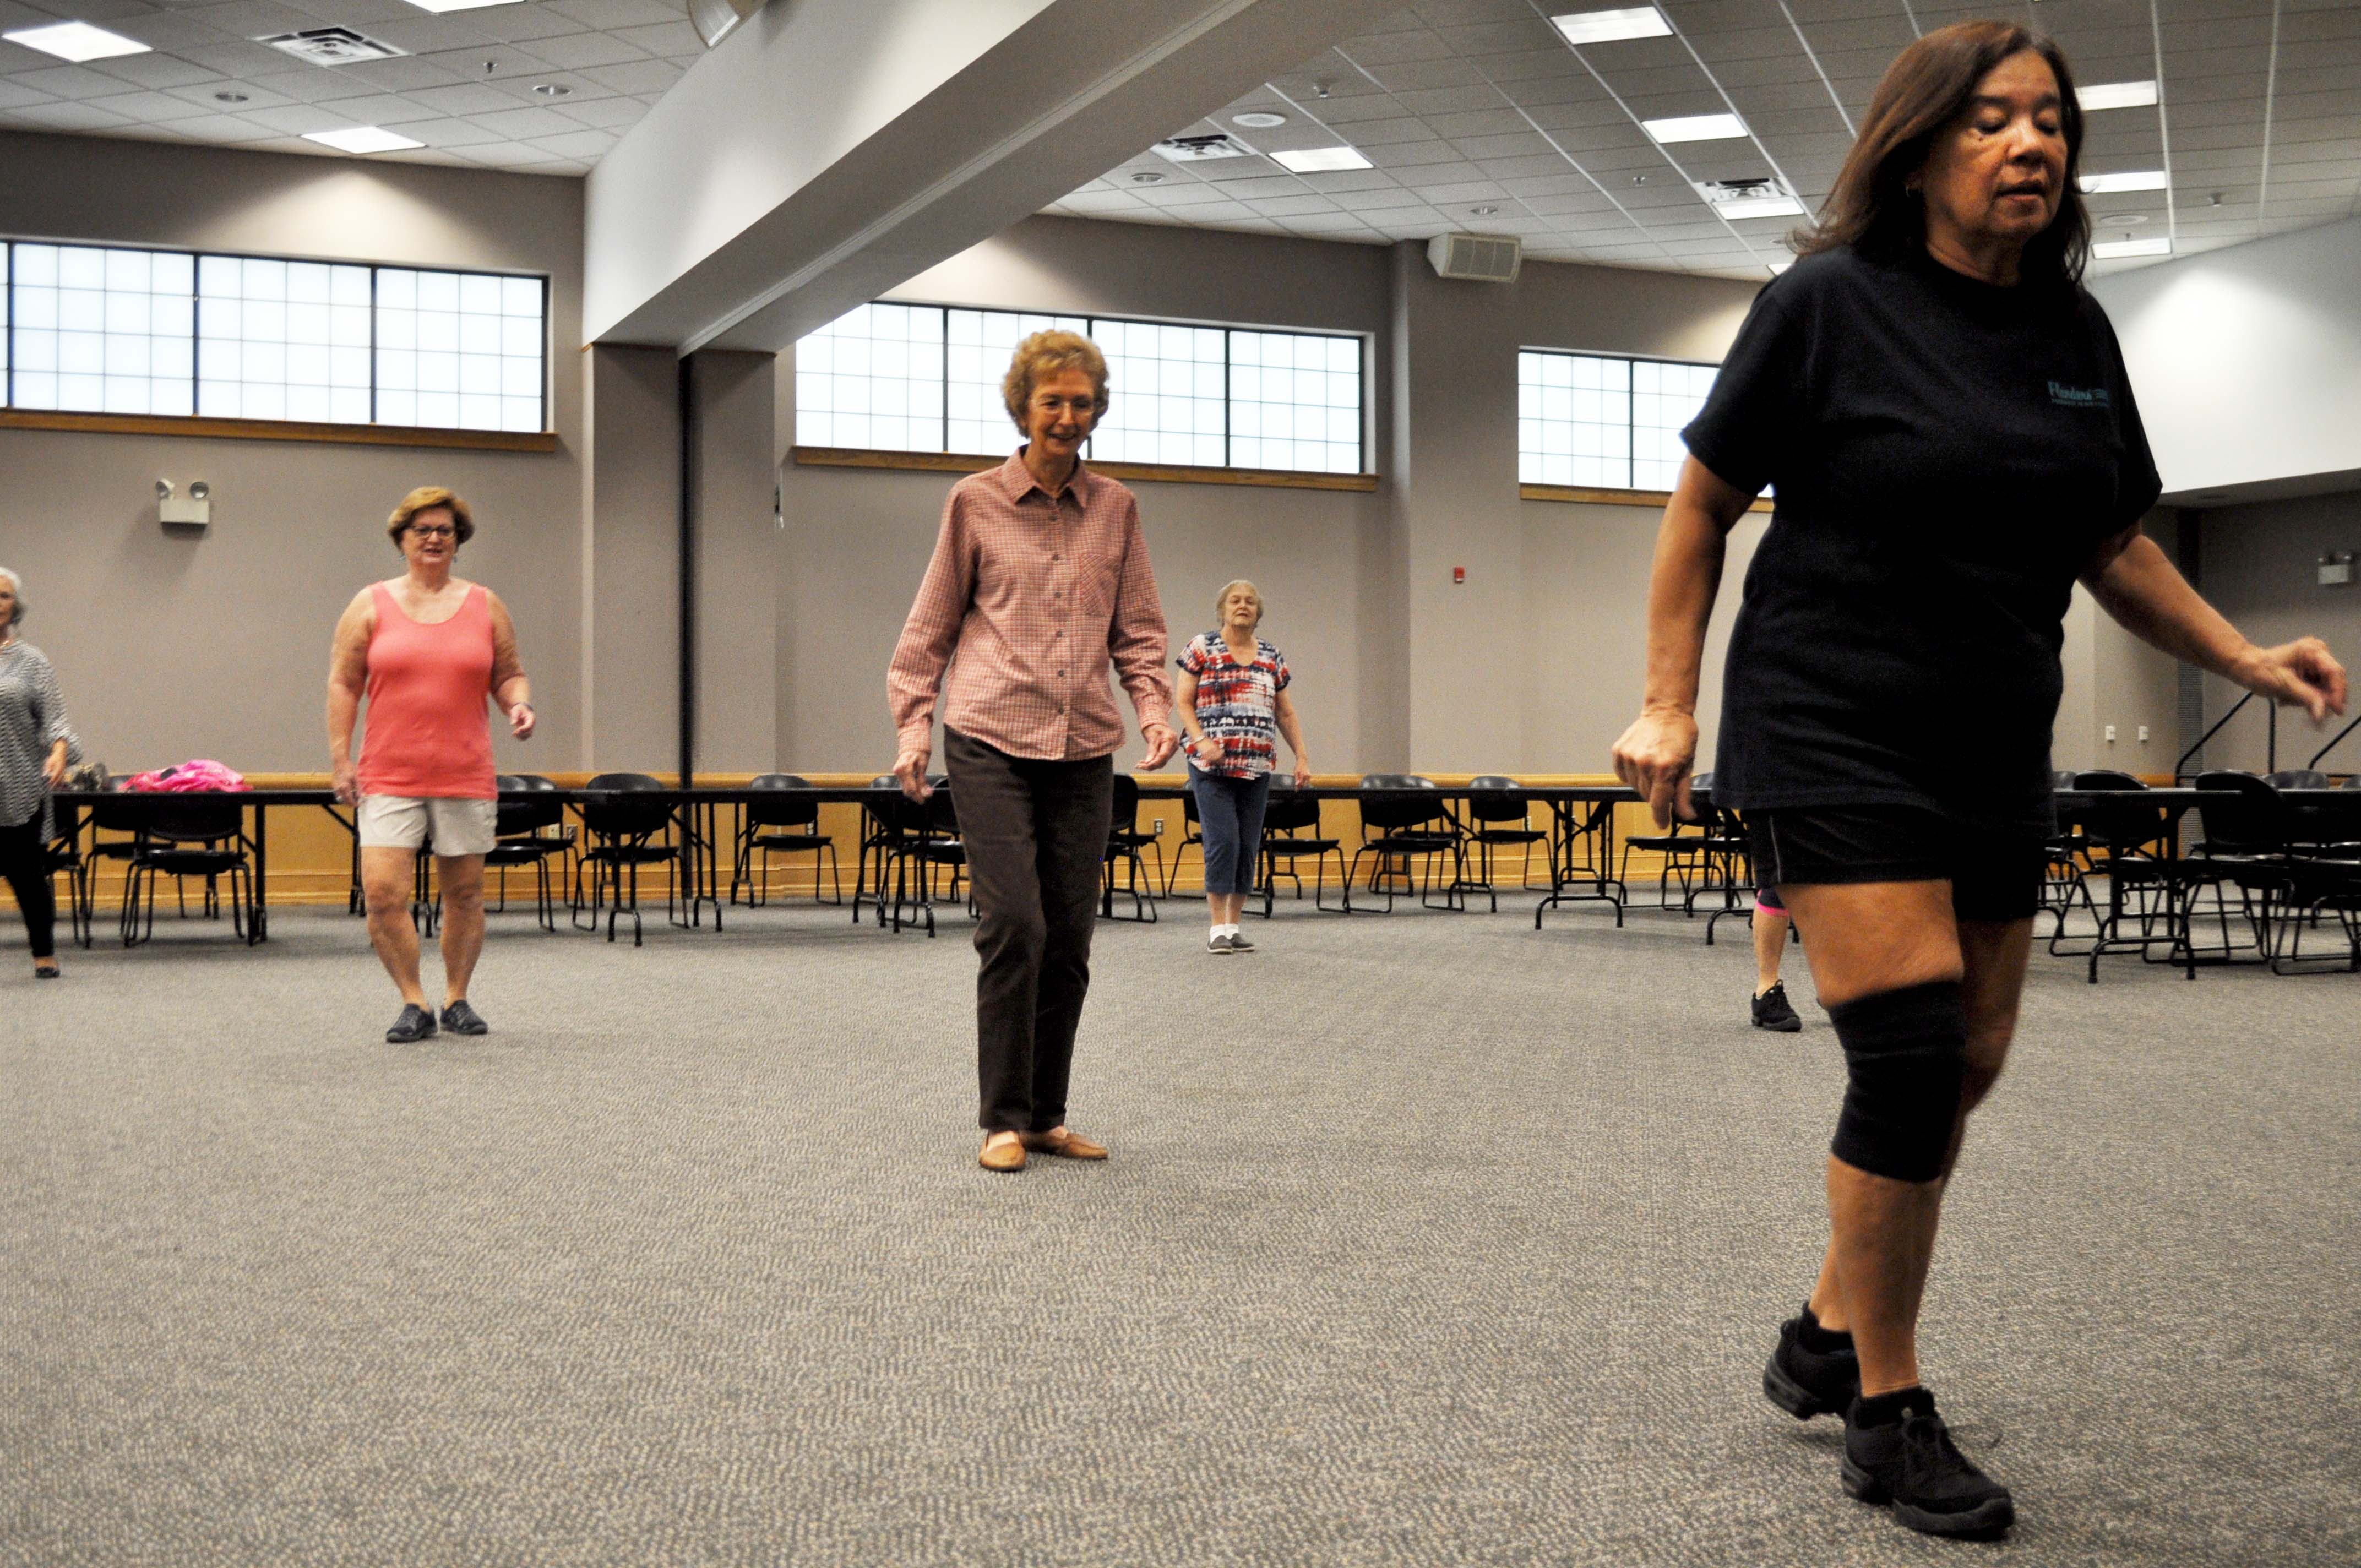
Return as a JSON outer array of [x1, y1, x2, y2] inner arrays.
[[0, 132, 586, 775], [2189, 493, 2361, 775]]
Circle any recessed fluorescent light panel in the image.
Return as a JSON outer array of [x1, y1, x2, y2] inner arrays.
[[304, 126, 425, 154], [2, 20, 151, 61], [2080, 170, 2168, 193], [399, 0, 524, 11], [2092, 236, 2172, 259], [1642, 112, 1747, 144], [1271, 146, 1373, 173], [1549, 6, 1672, 45], [2079, 80, 2159, 112]]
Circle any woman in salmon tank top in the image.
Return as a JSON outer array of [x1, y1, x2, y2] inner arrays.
[[326, 487, 536, 1043]]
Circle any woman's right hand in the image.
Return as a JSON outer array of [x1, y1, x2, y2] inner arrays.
[[1187, 733, 1222, 767], [331, 758, 358, 805], [1611, 706, 1699, 827]]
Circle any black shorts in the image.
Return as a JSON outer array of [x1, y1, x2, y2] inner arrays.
[[1743, 805, 2047, 923]]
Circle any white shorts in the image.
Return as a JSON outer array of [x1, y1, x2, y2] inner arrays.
[[357, 794, 499, 857]]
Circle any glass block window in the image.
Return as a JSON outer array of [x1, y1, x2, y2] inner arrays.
[[1090, 318, 1226, 468], [1231, 329, 1361, 476], [376, 269, 544, 433], [198, 255, 372, 423], [1519, 350, 1720, 491], [9, 243, 198, 416], [796, 302, 1364, 476], [2, 237, 546, 432], [940, 308, 1090, 457]]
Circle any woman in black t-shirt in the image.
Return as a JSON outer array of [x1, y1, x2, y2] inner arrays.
[[1613, 21, 2344, 1541]]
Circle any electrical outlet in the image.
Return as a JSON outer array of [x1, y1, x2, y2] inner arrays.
[[1152, 819, 1164, 835], [2104, 725, 2117, 742], [2137, 725, 2150, 742]]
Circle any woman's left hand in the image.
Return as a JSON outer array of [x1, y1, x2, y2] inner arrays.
[[41, 748, 67, 788], [2232, 636, 2349, 722], [509, 702, 537, 740]]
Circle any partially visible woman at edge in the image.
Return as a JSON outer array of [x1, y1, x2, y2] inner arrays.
[[328, 488, 536, 1044], [1176, 579, 1311, 953], [0, 567, 80, 979], [1612, 21, 2342, 1542]]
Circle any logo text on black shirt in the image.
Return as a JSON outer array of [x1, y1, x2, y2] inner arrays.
[[2048, 380, 2112, 409]]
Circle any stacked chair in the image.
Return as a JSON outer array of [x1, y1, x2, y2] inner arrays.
[[482, 774, 573, 931], [1460, 775, 1550, 913], [1253, 790, 1346, 916], [573, 772, 677, 945], [121, 795, 258, 947], [1101, 774, 1158, 922]]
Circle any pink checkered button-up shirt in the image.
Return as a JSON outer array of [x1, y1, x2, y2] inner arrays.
[[889, 451, 1173, 763]]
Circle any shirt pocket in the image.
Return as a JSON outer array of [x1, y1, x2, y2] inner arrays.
[[1076, 551, 1123, 617]]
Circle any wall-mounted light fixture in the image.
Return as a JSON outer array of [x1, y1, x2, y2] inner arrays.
[[2319, 551, 2354, 587], [687, 0, 768, 48], [159, 478, 211, 528]]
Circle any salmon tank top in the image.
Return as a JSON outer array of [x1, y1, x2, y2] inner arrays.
[[358, 582, 498, 799]]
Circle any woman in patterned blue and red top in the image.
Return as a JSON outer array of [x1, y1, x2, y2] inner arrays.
[[1177, 580, 1312, 954]]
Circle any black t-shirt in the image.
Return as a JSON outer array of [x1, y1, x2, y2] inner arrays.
[[1683, 243, 2161, 830]]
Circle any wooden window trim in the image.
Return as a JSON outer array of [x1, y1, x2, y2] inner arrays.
[[1522, 482, 1770, 513], [0, 408, 558, 453], [794, 445, 1377, 492]]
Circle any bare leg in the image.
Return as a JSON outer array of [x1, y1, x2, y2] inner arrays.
[[1803, 914, 2033, 1344], [361, 847, 426, 1008], [1779, 881, 1961, 1397], [1753, 906, 1791, 995], [436, 854, 487, 1006]]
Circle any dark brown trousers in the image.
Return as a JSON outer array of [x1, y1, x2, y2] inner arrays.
[[943, 729, 1113, 1134]]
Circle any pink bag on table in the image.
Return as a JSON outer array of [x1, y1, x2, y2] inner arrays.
[[123, 760, 249, 793]]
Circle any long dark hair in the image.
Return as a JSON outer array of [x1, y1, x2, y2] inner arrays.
[[1794, 19, 2090, 285]]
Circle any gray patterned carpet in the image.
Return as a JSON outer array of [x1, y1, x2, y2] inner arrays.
[[4, 889, 2357, 1567]]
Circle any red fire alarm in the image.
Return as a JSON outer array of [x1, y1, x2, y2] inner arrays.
[[1452, 566, 1466, 584]]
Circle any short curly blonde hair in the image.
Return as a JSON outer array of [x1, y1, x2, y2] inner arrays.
[[1001, 330, 1109, 431], [386, 486, 476, 548]]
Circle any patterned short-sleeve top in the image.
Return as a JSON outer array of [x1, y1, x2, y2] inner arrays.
[[1178, 631, 1290, 780]]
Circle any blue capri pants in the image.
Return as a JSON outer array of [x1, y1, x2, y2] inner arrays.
[[1189, 766, 1272, 897]]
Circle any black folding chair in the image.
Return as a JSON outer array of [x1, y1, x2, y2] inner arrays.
[[482, 774, 574, 931], [1461, 775, 1549, 912], [122, 796, 258, 947], [1101, 774, 1158, 922], [876, 786, 964, 936], [2068, 770, 2190, 982], [1346, 775, 1464, 912], [1254, 789, 1347, 916], [574, 772, 676, 945], [733, 772, 841, 907], [1161, 790, 1204, 897], [43, 800, 91, 949]]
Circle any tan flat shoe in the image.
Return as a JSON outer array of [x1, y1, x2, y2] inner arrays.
[[1020, 1127, 1108, 1160], [979, 1132, 1027, 1173]]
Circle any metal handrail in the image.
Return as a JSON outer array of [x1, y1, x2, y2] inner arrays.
[[2175, 690, 2276, 781], [2308, 709, 2361, 770]]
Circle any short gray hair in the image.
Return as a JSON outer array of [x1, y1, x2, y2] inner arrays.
[[0, 565, 20, 627]]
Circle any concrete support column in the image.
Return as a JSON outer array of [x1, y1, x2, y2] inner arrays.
[[689, 349, 779, 773], [583, 344, 681, 772]]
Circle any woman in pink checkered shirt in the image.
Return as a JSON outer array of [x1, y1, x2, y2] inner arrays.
[[888, 331, 1179, 1174]]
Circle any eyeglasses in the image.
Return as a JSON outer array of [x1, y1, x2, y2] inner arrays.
[[406, 525, 458, 540]]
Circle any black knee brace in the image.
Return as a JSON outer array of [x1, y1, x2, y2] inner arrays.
[[1825, 980, 1966, 1184]]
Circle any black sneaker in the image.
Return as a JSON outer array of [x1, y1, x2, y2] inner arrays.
[[1207, 932, 1233, 955], [385, 1003, 438, 1043], [1763, 1309, 1859, 1419], [1752, 981, 1802, 1032], [1842, 1389, 2015, 1539], [1227, 929, 1254, 952], [440, 999, 489, 1036]]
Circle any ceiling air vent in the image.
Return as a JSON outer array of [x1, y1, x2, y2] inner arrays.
[[1154, 133, 1254, 164], [1427, 233, 1522, 284], [263, 28, 407, 66]]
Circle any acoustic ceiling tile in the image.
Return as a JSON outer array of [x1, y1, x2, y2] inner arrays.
[[545, 0, 679, 30], [1476, 151, 1583, 181], [449, 6, 592, 44], [527, 126, 613, 159], [481, 68, 619, 105], [405, 81, 515, 115], [238, 101, 348, 134], [81, 34, 227, 75], [1347, 115, 1453, 146], [1336, 26, 1456, 67], [546, 94, 644, 127], [1244, 193, 1342, 217], [1390, 83, 1511, 116], [82, 87, 214, 121], [197, 0, 331, 40], [1366, 55, 1492, 91], [574, 56, 677, 94], [177, 41, 307, 78], [1448, 129, 1557, 161], [610, 19, 702, 61], [8, 63, 136, 100], [514, 29, 649, 70], [466, 102, 578, 138], [310, 89, 444, 124], [327, 56, 470, 94]]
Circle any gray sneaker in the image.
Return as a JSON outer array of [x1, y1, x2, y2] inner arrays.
[[1227, 929, 1254, 952], [1207, 932, 1233, 955]]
